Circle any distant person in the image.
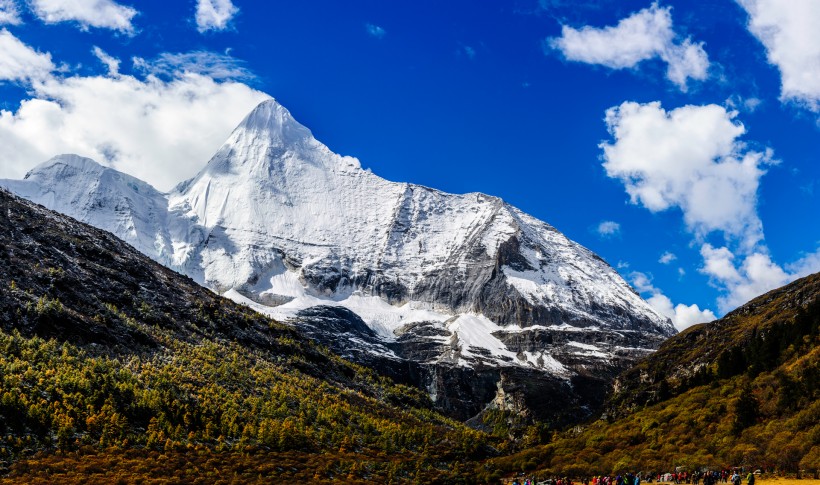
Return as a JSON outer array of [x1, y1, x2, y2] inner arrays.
[[746, 472, 755, 485]]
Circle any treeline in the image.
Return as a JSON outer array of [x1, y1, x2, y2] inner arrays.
[[487, 290, 820, 478], [0, 328, 496, 482], [610, 282, 820, 416], [0, 190, 514, 482]]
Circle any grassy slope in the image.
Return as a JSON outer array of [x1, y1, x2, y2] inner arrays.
[[485, 273, 820, 478], [0, 189, 501, 483]]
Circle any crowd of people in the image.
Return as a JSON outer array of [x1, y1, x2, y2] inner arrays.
[[511, 470, 758, 485], [656, 470, 755, 485]]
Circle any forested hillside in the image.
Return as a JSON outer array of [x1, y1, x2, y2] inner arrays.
[[0, 188, 500, 483], [489, 273, 820, 478]]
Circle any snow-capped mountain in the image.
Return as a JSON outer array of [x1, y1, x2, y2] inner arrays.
[[2, 99, 675, 422], [2, 154, 174, 266]]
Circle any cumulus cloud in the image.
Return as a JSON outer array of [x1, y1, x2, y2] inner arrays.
[[700, 244, 790, 313], [697, 243, 820, 313], [29, 0, 137, 33], [0, 29, 54, 82], [601, 101, 774, 250], [659, 251, 677, 264], [737, 0, 820, 111], [366, 23, 385, 39], [0, 55, 269, 191], [195, 0, 238, 33], [596, 220, 621, 237], [631, 271, 716, 331], [0, 0, 21, 25], [602, 100, 820, 314], [547, 2, 708, 91]]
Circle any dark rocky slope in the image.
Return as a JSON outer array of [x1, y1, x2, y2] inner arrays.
[[0, 188, 500, 482]]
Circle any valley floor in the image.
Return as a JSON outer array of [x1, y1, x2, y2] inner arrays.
[[0, 448, 479, 484], [9, 454, 818, 485]]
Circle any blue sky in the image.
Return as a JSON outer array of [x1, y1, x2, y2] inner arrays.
[[0, 0, 817, 330]]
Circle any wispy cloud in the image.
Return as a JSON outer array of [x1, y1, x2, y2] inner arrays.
[[546, 3, 709, 91], [133, 51, 256, 82], [659, 251, 677, 264], [0, 29, 54, 82], [596, 220, 621, 237], [0, 0, 21, 25], [726, 95, 763, 113], [92, 46, 119, 75], [366, 23, 386, 39]]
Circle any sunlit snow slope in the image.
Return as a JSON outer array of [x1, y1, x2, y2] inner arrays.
[[1, 99, 674, 375]]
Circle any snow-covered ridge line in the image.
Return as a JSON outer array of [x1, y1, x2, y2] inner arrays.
[[0, 98, 674, 376]]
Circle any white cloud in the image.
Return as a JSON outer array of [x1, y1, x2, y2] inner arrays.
[[601, 101, 774, 250], [92, 46, 119, 75], [0, 29, 54, 82], [662, 38, 710, 90], [698, 243, 820, 313], [700, 244, 790, 313], [0, 57, 269, 191], [366, 23, 385, 39], [659, 251, 677, 264], [737, 0, 820, 111], [29, 0, 137, 33], [195, 0, 238, 33], [133, 51, 255, 82], [0, 0, 21, 25], [547, 2, 709, 91], [788, 248, 820, 278], [726, 95, 763, 113], [600, 100, 820, 314], [596, 220, 621, 237], [631, 271, 716, 331], [699, 244, 741, 283]]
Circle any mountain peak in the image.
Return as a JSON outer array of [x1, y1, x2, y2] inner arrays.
[[25, 154, 106, 180], [235, 98, 313, 148], [187, 98, 360, 182]]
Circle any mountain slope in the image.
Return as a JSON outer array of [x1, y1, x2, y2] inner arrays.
[[1, 98, 674, 424], [485, 272, 820, 478], [0, 188, 496, 483], [609, 272, 820, 416], [170, 100, 671, 338], [1, 154, 173, 266]]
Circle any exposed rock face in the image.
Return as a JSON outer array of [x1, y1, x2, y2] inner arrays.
[[1, 99, 675, 425]]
